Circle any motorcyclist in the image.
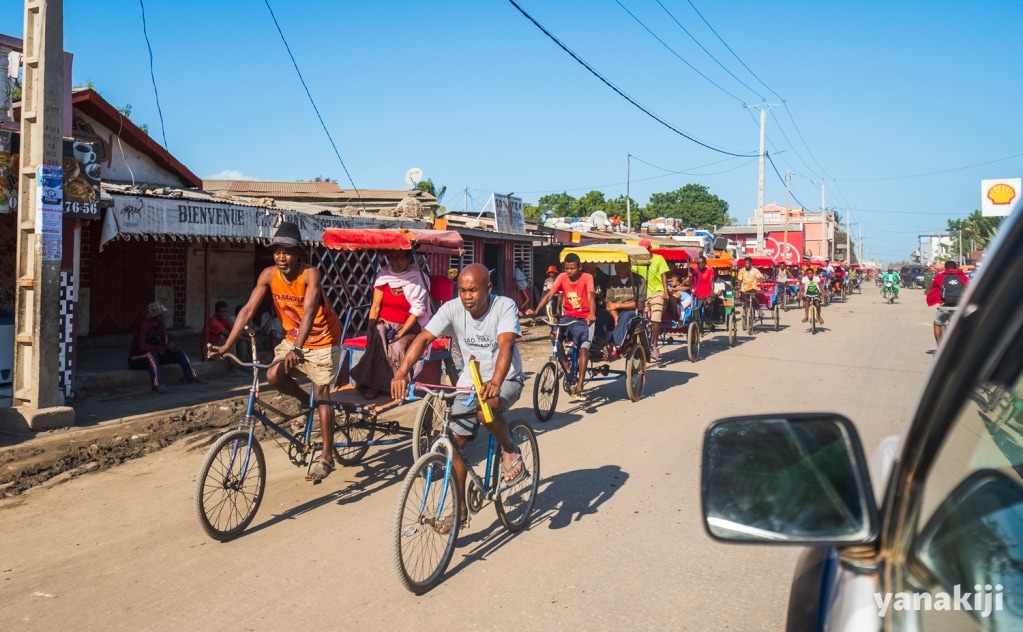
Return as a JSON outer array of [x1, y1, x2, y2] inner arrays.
[[880, 267, 900, 298]]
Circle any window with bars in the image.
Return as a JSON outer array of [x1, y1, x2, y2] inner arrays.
[[451, 239, 474, 271]]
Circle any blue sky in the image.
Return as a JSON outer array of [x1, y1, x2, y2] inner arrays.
[[4, 0, 1021, 262]]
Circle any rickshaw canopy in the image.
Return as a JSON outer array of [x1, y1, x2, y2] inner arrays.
[[560, 244, 651, 266], [651, 247, 701, 263], [321, 228, 464, 253]]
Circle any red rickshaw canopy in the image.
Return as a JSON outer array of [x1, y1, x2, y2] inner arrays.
[[321, 228, 464, 253]]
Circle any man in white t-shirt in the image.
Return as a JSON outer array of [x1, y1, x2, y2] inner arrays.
[[391, 264, 527, 525]]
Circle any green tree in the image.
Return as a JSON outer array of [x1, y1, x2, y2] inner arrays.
[[606, 194, 641, 227], [416, 178, 446, 205], [573, 190, 608, 219], [643, 184, 730, 228], [948, 210, 1002, 255], [534, 192, 576, 219]]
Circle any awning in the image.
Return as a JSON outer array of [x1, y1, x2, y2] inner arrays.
[[99, 192, 427, 249], [322, 228, 465, 252]]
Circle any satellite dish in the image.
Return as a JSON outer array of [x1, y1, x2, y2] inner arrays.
[[404, 167, 423, 188], [589, 210, 609, 227]]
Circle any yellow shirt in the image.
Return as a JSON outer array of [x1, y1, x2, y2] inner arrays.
[[737, 267, 763, 293]]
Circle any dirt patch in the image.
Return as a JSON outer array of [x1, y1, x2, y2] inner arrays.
[[0, 397, 251, 497]]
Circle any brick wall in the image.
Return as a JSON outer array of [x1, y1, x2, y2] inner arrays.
[[155, 241, 187, 328]]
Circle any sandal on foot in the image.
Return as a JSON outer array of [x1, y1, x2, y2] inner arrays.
[[305, 458, 335, 483], [435, 514, 467, 535], [501, 453, 528, 486]]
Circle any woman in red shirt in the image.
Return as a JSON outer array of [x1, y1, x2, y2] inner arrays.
[[351, 249, 432, 399]]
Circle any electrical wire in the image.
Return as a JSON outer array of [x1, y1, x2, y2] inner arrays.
[[264, 0, 360, 197], [138, 0, 168, 148], [652, 0, 765, 102], [614, 0, 747, 104], [834, 151, 1023, 182], [507, 0, 757, 158]]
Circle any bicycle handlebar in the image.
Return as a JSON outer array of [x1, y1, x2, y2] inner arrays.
[[411, 382, 472, 401], [535, 317, 586, 327], [206, 343, 284, 370]]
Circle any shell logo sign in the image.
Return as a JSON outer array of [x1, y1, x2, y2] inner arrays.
[[981, 178, 1021, 217]]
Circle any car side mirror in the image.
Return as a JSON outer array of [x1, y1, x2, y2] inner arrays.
[[914, 469, 1023, 594], [702, 414, 879, 545]]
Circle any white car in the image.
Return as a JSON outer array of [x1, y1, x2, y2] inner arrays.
[[701, 200, 1023, 631]]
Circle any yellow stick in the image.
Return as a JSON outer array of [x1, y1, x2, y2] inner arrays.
[[466, 356, 494, 424]]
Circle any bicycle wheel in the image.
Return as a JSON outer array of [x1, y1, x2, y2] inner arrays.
[[335, 408, 375, 466], [727, 313, 737, 347], [494, 421, 540, 532], [625, 344, 647, 402], [747, 307, 756, 336], [393, 452, 460, 594], [532, 360, 560, 422], [687, 321, 700, 363], [811, 304, 818, 335], [773, 303, 781, 331], [412, 393, 445, 461], [194, 429, 266, 542]]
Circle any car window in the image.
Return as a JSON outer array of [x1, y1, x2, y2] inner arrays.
[[909, 359, 1023, 628]]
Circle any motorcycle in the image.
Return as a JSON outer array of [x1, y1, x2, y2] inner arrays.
[[882, 281, 896, 304]]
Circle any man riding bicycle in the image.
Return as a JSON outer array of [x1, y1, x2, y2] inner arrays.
[[391, 264, 527, 532], [799, 266, 825, 325], [529, 252, 596, 399], [736, 256, 764, 318], [926, 260, 969, 345]]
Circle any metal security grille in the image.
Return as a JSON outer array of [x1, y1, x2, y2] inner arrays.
[[451, 238, 474, 270], [513, 243, 533, 280], [312, 247, 381, 337]]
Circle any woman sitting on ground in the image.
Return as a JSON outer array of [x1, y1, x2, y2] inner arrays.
[[350, 249, 431, 399]]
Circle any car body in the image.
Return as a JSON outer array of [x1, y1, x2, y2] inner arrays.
[[899, 265, 926, 288], [702, 199, 1023, 631]]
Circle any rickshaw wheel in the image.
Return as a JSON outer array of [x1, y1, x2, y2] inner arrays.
[[687, 321, 700, 363], [773, 303, 781, 331], [727, 313, 737, 347], [412, 393, 444, 462], [532, 360, 560, 422], [625, 345, 646, 402], [336, 409, 375, 466]]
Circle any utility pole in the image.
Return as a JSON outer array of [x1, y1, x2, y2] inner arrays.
[[820, 183, 826, 259], [5, 0, 73, 430], [783, 170, 790, 265], [756, 107, 766, 255], [626, 153, 631, 234], [846, 210, 851, 264]]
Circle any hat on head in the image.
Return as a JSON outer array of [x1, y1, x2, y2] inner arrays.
[[638, 238, 652, 250], [147, 301, 168, 318], [546, 265, 558, 274], [271, 221, 302, 248]]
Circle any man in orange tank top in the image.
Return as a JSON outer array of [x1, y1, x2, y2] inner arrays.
[[213, 221, 342, 483]]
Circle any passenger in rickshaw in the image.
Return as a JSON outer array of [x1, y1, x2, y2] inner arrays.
[[350, 249, 432, 399], [594, 261, 647, 359], [530, 252, 597, 398], [690, 256, 715, 332], [736, 256, 764, 311], [706, 270, 730, 325], [831, 265, 846, 295], [665, 270, 693, 322]]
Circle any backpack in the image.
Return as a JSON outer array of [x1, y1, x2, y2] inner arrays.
[[940, 273, 965, 305]]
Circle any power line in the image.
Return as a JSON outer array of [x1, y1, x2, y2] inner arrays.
[[685, 0, 783, 101], [836, 151, 1023, 182], [264, 0, 359, 196], [766, 152, 807, 209], [507, 0, 756, 158], [138, 0, 168, 148], [652, 0, 765, 102], [614, 0, 747, 104]]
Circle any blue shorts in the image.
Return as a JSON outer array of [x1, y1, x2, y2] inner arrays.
[[560, 316, 594, 350], [449, 376, 525, 437]]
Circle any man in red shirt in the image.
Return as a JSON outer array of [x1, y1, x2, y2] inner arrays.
[[529, 252, 596, 398], [691, 255, 716, 332], [926, 260, 969, 345]]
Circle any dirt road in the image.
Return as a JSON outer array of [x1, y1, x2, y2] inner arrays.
[[0, 289, 937, 630]]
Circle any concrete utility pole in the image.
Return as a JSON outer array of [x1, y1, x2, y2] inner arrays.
[[820, 183, 826, 259], [846, 210, 851, 264], [756, 107, 766, 255], [626, 153, 631, 233], [783, 170, 790, 264], [6, 0, 73, 430]]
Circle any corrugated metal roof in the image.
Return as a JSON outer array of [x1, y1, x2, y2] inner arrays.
[[202, 180, 436, 202]]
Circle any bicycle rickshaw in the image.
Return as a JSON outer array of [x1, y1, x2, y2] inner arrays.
[[735, 256, 782, 335], [193, 228, 464, 541], [532, 244, 651, 421], [651, 246, 703, 362]]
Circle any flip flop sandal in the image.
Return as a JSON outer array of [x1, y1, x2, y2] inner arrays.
[[435, 514, 468, 535], [500, 453, 528, 486], [305, 458, 335, 484]]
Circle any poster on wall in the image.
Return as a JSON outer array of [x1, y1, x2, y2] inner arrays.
[[0, 132, 18, 214], [62, 139, 101, 219], [36, 164, 63, 261]]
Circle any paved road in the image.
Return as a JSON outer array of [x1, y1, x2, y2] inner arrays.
[[0, 287, 938, 631]]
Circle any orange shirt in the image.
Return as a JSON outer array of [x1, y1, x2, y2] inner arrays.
[[270, 264, 341, 349]]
